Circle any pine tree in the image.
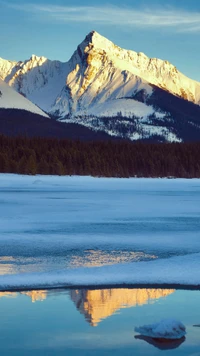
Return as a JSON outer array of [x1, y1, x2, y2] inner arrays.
[[26, 155, 37, 175]]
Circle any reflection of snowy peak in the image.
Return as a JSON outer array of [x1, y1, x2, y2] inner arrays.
[[21, 290, 47, 302], [70, 288, 174, 326], [1, 31, 200, 142]]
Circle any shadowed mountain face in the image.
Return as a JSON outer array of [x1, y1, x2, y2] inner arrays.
[[0, 31, 200, 142], [0, 108, 120, 140], [70, 288, 175, 326]]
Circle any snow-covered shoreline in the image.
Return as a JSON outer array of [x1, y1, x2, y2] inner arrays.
[[0, 173, 200, 181]]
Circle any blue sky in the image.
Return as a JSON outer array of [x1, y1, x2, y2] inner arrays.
[[1, 0, 200, 81]]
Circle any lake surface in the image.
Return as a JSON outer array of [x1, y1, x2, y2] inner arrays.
[[0, 288, 200, 355], [1, 174, 200, 354]]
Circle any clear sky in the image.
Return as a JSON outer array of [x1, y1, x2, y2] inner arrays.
[[1, 0, 200, 81]]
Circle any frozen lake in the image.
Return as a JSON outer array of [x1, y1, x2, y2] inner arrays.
[[1, 174, 200, 289], [1, 174, 200, 355]]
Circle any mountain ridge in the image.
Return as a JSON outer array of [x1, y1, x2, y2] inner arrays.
[[0, 31, 200, 142], [1, 30, 200, 110]]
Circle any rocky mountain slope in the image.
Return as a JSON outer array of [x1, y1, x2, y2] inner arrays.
[[1, 31, 200, 142]]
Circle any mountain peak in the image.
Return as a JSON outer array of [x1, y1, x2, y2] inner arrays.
[[85, 30, 108, 43], [29, 54, 47, 62], [78, 30, 116, 56]]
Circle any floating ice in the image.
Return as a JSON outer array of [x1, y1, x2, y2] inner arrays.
[[134, 319, 186, 339]]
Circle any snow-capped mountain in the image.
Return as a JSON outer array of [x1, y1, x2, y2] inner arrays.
[[0, 55, 68, 114], [55, 30, 200, 115], [0, 78, 48, 117], [1, 31, 200, 142]]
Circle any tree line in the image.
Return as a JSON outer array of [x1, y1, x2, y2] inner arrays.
[[0, 135, 200, 178]]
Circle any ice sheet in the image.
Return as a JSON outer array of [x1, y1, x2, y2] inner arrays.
[[1, 174, 200, 290], [0, 252, 200, 291]]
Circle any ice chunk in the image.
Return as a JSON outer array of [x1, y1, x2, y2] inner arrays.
[[134, 319, 186, 339]]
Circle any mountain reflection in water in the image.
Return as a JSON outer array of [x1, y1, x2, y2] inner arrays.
[[20, 290, 47, 302], [0, 288, 175, 326], [70, 250, 157, 267], [0, 290, 47, 302], [70, 288, 175, 326]]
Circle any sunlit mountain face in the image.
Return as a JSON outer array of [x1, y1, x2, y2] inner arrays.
[[70, 288, 175, 326]]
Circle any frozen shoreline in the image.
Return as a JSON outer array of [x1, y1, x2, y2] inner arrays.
[[0, 173, 200, 180], [1, 283, 200, 294]]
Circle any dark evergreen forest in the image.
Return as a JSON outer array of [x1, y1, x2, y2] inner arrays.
[[0, 135, 200, 177]]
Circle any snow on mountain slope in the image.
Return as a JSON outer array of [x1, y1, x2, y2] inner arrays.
[[63, 115, 180, 143], [77, 98, 157, 118], [0, 79, 49, 117], [0, 55, 69, 113], [52, 69, 153, 117], [0, 57, 18, 81], [61, 98, 180, 143]]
